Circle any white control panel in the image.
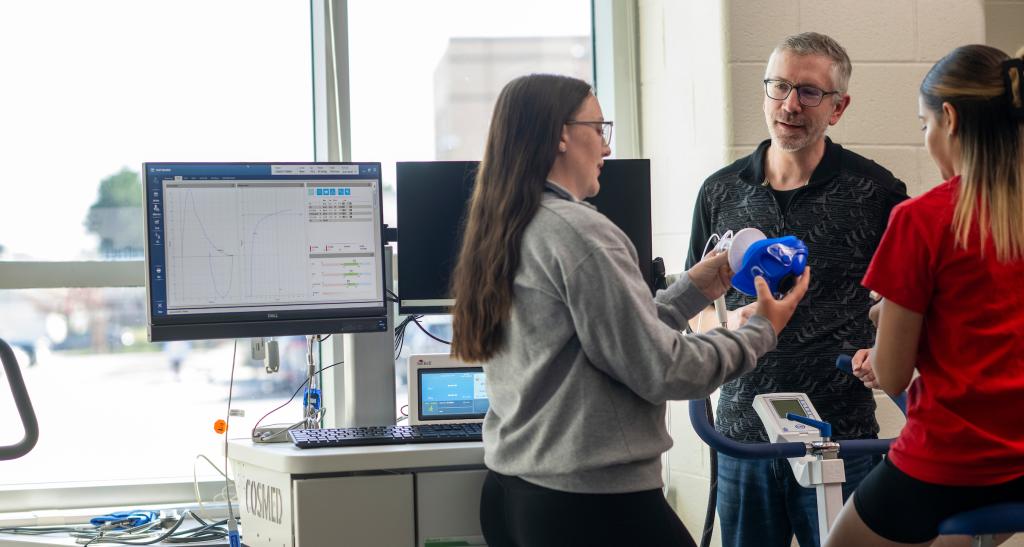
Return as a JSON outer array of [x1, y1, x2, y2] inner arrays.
[[752, 392, 822, 443]]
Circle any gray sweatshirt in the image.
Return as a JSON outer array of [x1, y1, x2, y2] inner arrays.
[[482, 183, 777, 493]]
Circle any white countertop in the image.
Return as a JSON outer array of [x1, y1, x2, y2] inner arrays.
[[227, 438, 485, 474]]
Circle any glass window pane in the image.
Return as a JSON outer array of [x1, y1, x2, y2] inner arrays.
[[0, 1, 313, 261], [348, 0, 593, 228], [0, 288, 311, 483], [0, 1, 313, 486], [347, 1, 593, 406]]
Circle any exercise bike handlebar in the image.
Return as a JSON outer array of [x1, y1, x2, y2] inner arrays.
[[688, 354, 905, 461], [687, 400, 894, 459], [0, 338, 39, 461]]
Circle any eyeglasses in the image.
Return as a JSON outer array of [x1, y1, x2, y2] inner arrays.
[[763, 79, 841, 107], [566, 120, 614, 146]]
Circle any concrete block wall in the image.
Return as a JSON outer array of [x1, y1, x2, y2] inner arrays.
[[985, 0, 1024, 58], [726, 0, 984, 198], [638, 0, 729, 275], [637, 1, 1023, 545]]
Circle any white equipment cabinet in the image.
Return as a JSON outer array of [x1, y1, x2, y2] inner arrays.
[[228, 439, 486, 546]]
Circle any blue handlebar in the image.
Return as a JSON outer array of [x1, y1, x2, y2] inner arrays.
[[785, 413, 832, 438], [688, 400, 894, 459]]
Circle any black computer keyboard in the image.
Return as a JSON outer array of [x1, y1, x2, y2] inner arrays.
[[289, 423, 482, 448]]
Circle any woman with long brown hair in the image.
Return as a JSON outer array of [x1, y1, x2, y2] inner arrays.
[[828, 44, 1024, 546], [450, 73, 809, 547]]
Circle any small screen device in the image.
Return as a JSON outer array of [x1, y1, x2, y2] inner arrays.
[[752, 392, 822, 443], [407, 353, 488, 425]]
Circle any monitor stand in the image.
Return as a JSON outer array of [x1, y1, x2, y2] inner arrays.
[[322, 246, 397, 428]]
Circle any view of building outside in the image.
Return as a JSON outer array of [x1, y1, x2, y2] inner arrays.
[[434, 36, 592, 160], [0, 0, 593, 486], [347, 2, 593, 392]]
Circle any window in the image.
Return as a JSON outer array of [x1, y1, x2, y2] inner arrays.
[[347, 0, 594, 228], [0, 0, 620, 510], [345, 1, 593, 408], [0, 1, 313, 490]]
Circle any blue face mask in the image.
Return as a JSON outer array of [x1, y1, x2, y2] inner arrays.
[[730, 236, 808, 298]]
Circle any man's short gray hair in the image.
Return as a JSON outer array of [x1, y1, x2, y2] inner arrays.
[[773, 32, 852, 94]]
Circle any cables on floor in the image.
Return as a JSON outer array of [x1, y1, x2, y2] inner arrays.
[[0, 510, 233, 545]]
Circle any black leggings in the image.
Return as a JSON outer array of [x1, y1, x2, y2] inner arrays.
[[854, 457, 1024, 543], [480, 470, 697, 547]]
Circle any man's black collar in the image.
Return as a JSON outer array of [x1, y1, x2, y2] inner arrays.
[[740, 137, 842, 188]]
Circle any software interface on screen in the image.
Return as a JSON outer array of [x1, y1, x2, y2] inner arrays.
[[418, 368, 489, 420], [144, 162, 387, 341]]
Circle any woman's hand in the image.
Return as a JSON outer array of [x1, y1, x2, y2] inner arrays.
[[687, 251, 733, 301], [851, 348, 880, 389], [753, 268, 811, 335], [730, 302, 758, 329], [868, 299, 883, 327]]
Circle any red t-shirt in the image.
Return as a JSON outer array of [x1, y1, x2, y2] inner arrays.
[[863, 176, 1024, 486]]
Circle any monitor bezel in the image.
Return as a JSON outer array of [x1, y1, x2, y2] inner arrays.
[[416, 366, 487, 423], [395, 159, 653, 315], [143, 161, 388, 342]]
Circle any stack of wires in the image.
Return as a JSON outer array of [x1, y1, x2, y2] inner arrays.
[[0, 510, 232, 545], [394, 314, 423, 359], [393, 314, 452, 358]]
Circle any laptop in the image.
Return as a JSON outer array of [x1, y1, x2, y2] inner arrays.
[[407, 353, 488, 426]]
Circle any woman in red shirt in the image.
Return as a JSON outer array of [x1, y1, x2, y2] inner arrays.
[[826, 44, 1024, 546]]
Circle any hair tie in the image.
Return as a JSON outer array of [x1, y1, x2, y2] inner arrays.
[[1004, 58, 1024, 120]]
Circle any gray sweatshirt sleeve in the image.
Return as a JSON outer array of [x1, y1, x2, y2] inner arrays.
[[566, 244, 777, 405], [653, 271, 716, 329]]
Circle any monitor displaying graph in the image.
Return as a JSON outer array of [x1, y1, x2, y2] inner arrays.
[[144, 162, 388, 342]]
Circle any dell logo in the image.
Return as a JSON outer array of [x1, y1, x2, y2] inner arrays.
[[267, 313, 278, 318]]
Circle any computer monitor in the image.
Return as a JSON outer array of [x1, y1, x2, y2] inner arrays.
[[143, 162, 388, 342], [395, 159, 652, 315]]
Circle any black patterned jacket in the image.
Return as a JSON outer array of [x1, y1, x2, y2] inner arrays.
[[686, 138, 908, 442]]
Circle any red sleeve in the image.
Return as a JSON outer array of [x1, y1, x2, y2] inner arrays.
[[862, 199, 935, 314]]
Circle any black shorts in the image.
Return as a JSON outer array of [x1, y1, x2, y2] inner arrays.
[[854, 457, 1024, 543]]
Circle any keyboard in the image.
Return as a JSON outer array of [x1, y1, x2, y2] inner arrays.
[[289, 423, 482, 448]]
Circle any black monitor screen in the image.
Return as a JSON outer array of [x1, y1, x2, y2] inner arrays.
[[396, 159, 652, 315], [144, 162, 388, 342]]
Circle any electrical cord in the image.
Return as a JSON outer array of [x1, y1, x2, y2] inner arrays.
[[192, 454, 231, 520], [411, 316, 450, 345], [1, 511, 231, 545], [394, 314, 418, 359], [250, 359, 345, 437], [695, 233, 725, 547], [698, 397, 718, 547], [223, 340, 241, 547]]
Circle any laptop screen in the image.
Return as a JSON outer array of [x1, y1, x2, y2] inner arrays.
[[417, 367, 489, 422]]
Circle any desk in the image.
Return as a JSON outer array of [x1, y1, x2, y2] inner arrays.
[[227, 438, 486, 546]]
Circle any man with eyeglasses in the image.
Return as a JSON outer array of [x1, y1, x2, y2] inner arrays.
[[685, 32, 908, 547]]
